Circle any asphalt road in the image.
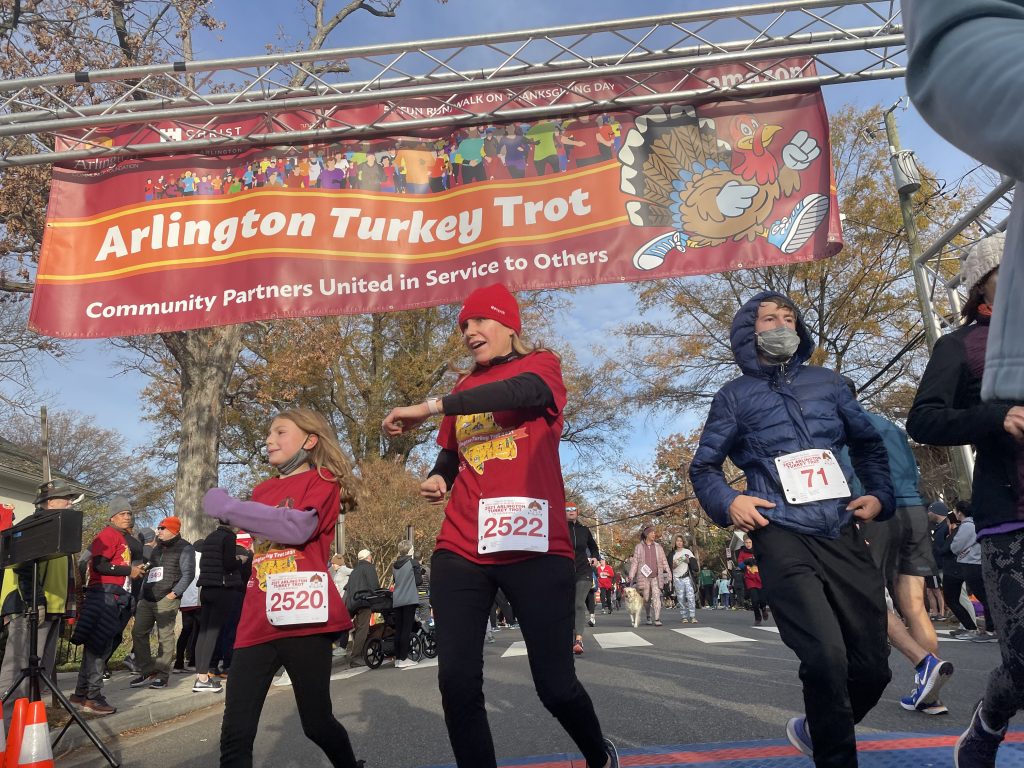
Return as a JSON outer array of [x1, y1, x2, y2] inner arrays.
[[60, 607, 1003, 767]]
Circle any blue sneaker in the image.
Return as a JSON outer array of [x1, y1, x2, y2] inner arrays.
[[955, 700, 1005, 768], [786, 716, 813, 757], [900, 653, 954, 711], [767, 193, 829, 254]]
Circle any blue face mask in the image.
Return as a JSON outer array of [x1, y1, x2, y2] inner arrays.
[[756, 326, 800, 364]]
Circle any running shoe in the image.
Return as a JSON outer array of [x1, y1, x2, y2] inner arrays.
[[588, 613, 596, 627], [192, 678, 223, 693], [69, 693, 87, 707], [920, 700, 949, 716], [603, 737, 620, 768], [654, 620, 663, 626], [394, 659, 418, 669], [689, 617, 698, 624], [573, 639, 584, 655], [129, 673, 158, 688], [786, 716, 813, 757], [149, 677, 169, 689], [955, 700, 1005, 768], [968, 631, 998, 643], [900, 654, 954, 711]]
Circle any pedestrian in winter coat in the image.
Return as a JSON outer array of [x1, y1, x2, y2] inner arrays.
[[628, 526, 670, 625], [344, 549, 379, 668], [392, 543, 424, 668], [690, 291, 894, 765]]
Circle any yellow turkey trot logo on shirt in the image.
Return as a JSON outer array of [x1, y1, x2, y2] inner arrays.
[[455, 412, 528, 475]]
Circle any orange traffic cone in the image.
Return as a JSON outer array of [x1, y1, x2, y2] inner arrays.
[[4, 698, 27, 768], [12, 701, 52, 768]]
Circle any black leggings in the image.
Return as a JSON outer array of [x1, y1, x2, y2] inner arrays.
[[195, 587, 234, 675], [220, 633, 358, 768], [747, 587, 767, 622], [431, 550, 607, 768], [941, 567, 979, 630], [960, 562, 993, 630], [175, 609, 199, 667]]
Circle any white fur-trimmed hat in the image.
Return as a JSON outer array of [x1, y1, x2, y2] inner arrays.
[[960, 232, 1005, 293]]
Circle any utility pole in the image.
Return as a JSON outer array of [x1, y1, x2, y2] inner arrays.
[[884, 102, 975, 500]]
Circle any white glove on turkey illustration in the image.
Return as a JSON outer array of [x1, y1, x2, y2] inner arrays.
[[716, 180, 759, 218], [782, 130, 820, 171]]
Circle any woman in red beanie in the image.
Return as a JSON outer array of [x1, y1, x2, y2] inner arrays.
[[383, 284, 618, 768]]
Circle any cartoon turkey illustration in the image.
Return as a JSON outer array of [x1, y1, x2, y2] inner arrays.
[[620, 104, 830, 270]]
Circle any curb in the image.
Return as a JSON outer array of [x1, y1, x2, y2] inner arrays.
[[52, 695, 225, 758]]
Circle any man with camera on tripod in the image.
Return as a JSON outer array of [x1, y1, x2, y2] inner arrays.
[[0, 479, 79, 727]]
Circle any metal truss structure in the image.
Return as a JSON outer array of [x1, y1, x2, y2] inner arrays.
[[917, 177, 1016, 332], [0, 0, 904, 167]]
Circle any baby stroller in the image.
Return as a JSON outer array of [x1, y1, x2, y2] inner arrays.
[[361, 588, 428, 669], [415, 599, 438, 660]]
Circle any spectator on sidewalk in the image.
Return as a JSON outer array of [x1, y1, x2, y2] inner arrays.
[[949, 503, 996, 642], [129, 516, 194, 690], [393, 541, 424, 668], [174, 539, 203, 673], [716, 571, 732, 609], [70, 496, 145, 715], [698, 564, 715, 609], [928, 502, 979, 635], [735, 536, 768, 625], [0, 479, 79, 724], [192, 520, 242, 693], [344, 549, 379, 668]]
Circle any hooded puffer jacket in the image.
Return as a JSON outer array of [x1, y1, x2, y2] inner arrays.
[[689, 290, 895, 539]]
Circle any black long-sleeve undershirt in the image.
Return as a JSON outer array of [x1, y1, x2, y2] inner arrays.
[[91, 555, 131, 577], [428, 372, 554, 487]]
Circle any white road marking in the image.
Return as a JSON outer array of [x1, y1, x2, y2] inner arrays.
[[673, 627, 758, 644]]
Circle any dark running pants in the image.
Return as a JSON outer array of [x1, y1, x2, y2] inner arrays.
[[940, 566, 978, 630], [431, 550, 607, 768], [220, 633, 358, 768], [747, 587, 767, 622], [752, 524, 890, 768], [979, 531, 1024, 729], [195, 586, 234, 675]]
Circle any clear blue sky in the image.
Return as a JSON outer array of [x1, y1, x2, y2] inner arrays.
[[27, 0, 979, 485]]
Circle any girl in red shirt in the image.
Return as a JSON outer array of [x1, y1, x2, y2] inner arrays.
[[202, 408, 361, 768], [383, 284, 618, 768]]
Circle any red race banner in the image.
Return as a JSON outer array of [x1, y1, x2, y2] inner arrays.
[[32, 59, 841, 338]]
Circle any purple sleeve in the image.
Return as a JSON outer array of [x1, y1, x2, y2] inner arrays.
[[203, 488, 318, 546]]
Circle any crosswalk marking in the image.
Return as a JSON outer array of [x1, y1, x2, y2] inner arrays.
[[502, 641, 529, 658], [752, 625, 780, 634], [672, 627, 758, 644], [592, 631, 652, 649], [329, 667, 369, 682]]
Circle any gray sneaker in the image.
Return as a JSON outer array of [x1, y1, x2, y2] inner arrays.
[[192, 677, 223, 693]]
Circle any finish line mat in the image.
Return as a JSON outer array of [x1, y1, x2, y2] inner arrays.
[[423, 731, 1024, 767]]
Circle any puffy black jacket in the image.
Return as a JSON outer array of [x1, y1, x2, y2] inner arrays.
[[197, 526, 241, 588], [690, 291, 894, 539], [907, 319, 1022, 533]]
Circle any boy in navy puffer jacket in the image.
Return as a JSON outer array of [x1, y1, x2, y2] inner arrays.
[[690, 292, 894, 768]]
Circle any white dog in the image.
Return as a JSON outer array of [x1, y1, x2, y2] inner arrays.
[[623, 586, 644, 628]]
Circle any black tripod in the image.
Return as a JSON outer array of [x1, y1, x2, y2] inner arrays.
[[1, 560, 119, 767]]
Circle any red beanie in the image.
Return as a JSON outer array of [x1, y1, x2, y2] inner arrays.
[[457, 284, 521, 334]]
